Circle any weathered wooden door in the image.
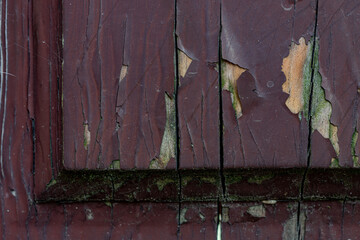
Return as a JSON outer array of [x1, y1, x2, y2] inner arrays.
[[1, 0, 360, 239]]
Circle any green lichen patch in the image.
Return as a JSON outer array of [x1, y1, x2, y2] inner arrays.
[[224, 173, 243, 186], [309, 39, 340, 159], [156, 178, 176, 191], [248, 172, 275, 185], [352, 129, 359, 167], [221, 59, 247, 118], [109, 159, 120, 170]]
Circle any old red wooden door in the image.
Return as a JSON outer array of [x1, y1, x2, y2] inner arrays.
[[1, 0, 360, 239]]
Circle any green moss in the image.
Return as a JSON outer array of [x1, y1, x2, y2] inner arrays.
[[181, 176, 193, 187], [225, 174, 242, 185], [330, 158, 340, 168], [302, 39, 313, 121], [201, 177, 217, 184], [156, 178, 175, 191], [46, 178, 57, 190], [109, 160, 120, 170], [248, 172, 274, 185], [352, 129, 359, 167]]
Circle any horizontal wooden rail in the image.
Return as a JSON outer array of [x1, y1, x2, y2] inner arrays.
[[37, 168, 360, 203]]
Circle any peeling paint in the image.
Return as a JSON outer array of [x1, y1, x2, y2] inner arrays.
[[119, 65, 128, 82], [352, 129, 359, 167], [221, 207, 229, 223], [83, 122, 91, 150], [282, 212, 305, 240], [179, 208, 188, 225], [330, 157, 340, 168], [282, 38, 340, 160], [247, 205, 266, 218], [109, 159, 120, 169], [217, 212, 222, 240], [262, 200, 277, 205], [178, 50, 192, 78], [310, 39, 339, 158], [85, 208, 94, 220], [221, 60, 246, 118], [281, 37, 310, 115], [149, 93, 176, 169]]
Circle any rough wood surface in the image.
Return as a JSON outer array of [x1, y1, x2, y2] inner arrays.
[[63, 0, 176, 169], [310, 0, 360, 167], [221, 202, 304, 239], [2, 0, 360, 239], [221, 0, 316, 168], [176, 0, 220, 168]]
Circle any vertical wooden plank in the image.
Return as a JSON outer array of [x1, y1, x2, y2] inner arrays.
[[176, 0, 221, 168], [303, 201, 343, 239], [310, 0, 360, 167], [33, 0, 62, 196], [0, 0, 35, 238], [221, 202, 303, 239], [221, 0, 316, 167], [63, 0, 175, 169], [179, 203, 218, 239], [111, 203, 178, 239], [342, 201, 360, 239]]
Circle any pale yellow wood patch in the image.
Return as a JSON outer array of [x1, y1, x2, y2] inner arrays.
[[281, 37, 310, 114]]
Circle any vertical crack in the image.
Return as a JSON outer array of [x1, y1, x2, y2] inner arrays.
[[300, 0, 319, 200], [218, 0, 226, 199], [173, 0, 182, 238], [298, 0, 319, 239]]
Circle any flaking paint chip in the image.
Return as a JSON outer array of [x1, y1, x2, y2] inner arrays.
[[149, 92, 176, 169], [281, 37, 310, 114], [178, 50, 192, 78], [221, 60, 246, 118], [119, 65, 128, 82], [83, 123, 91, 150]]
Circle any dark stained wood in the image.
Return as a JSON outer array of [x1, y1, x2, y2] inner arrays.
[[302, 201, 343, 239], [311, 0, 360, 167], [221, 202, 303, 239], [0, 0, 36, 238], [32, 0, 63, 197], [63, 0, 175, 169], [177, 0, 221, 168], [221, 0, 316, 167], [111, 203, 178, 239], [3, 0, 360, 238], [178, 203, 218, 239]]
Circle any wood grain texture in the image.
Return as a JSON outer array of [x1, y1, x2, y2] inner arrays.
[[221, 0, 316, 167], [178, 203, 218, 239], [221, 202, 304, 239], [0, 0, 35, 238], [310, 0, 360, 167], [63, 0, 175, 169], [32, 0, 63, 196], [176, 0, 221, 168]]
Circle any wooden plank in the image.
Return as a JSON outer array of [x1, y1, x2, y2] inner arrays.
[[63, 0, 176, 169], [302, 201, 343, 239], [176, 0, 221, 168], [221, 0, 316, 167], [32, 0, 63, 196], [310, 0, 360, 167], [0, 0, 35, 238], [111, 203, 178, 239], [178, 203, 218, 239], [221, 202, 303, 239]]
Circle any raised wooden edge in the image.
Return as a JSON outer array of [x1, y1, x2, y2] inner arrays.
[[36, 168, 360, 203]]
